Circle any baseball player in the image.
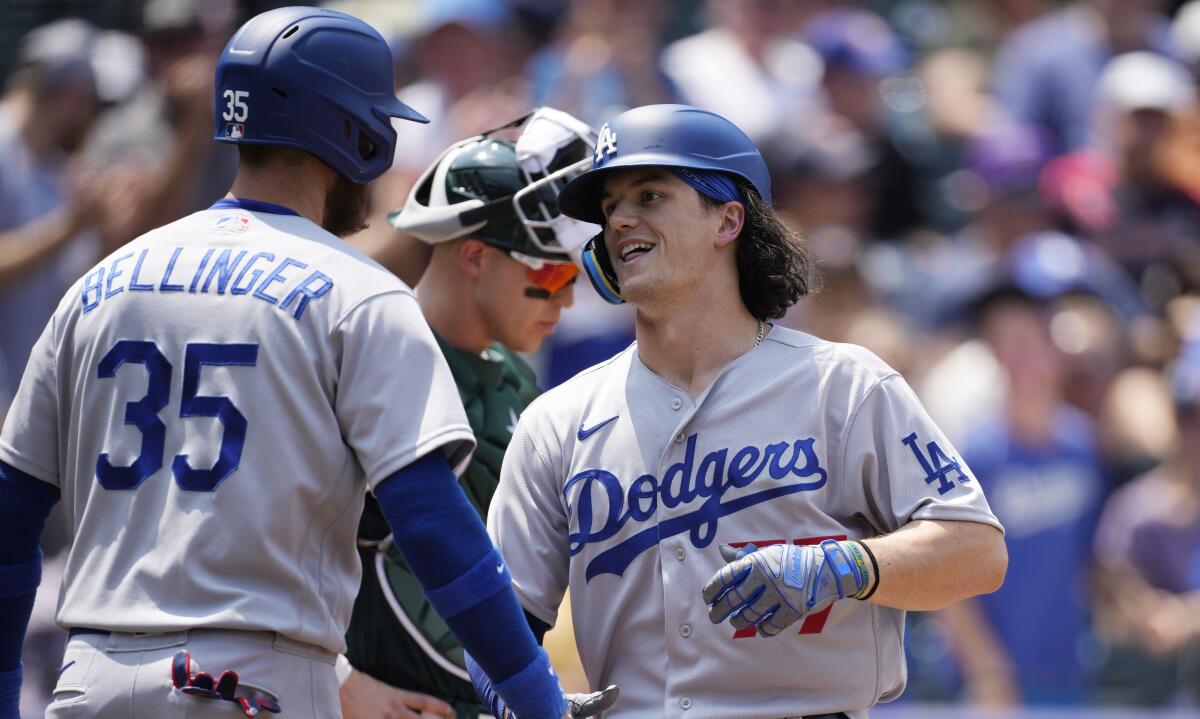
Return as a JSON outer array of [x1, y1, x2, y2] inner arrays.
[[339, 108, 616, 719], [475, 104, 1009, 718], [0, 8, 579, 719]]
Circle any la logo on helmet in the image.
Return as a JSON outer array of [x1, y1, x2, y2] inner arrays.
[[595, 124, 617, 164]]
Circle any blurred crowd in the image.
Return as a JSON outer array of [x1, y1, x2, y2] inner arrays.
[[3, 0, 1200, 714]]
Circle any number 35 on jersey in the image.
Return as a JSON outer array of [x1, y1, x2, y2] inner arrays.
[[95, 340, 258, 493]]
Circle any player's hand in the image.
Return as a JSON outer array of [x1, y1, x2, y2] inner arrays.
[[564, 684, 619, 717], [503, 684, 619, 719], [339, 666, 452, 718], [702, 541, 866, 637]]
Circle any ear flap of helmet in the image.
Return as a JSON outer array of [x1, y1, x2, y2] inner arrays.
[[581, 232, 623, 304]]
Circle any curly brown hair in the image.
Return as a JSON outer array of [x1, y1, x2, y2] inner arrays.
[[698, 178, 814, 320]]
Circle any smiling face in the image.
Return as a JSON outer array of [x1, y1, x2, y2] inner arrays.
[[598, 167, 742, 309]]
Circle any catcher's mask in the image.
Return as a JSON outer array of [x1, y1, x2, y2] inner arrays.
[[389, 107, 599, 293]]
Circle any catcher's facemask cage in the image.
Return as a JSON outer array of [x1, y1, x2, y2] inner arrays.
[[389, 108, 598, 265]]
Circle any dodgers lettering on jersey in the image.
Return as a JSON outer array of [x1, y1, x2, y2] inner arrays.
[[0, 202, 475, 655], [489, 326, 1002, 719], [566, 433, 828, 580]]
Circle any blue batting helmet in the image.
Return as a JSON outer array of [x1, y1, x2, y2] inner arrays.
[[214, 6, 427, 184], [556, 104, 771, 304], [556, 104, 771, 224]]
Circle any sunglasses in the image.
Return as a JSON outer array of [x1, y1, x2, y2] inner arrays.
[[506, 249, 578, 295]]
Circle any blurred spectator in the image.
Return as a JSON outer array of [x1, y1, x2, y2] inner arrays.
[[0, 19, 133, 713], [356, 0, 534, 275], [862, 116, 1050, 327], [1172, 0, 1200, 76], [1098, 363, 1181, 483], [917, 228, 1140, 451], [803, 7, 926, 240], [0, 19, 132, 419], [992, 0, 1176, 155], [1080, 53, 1200, 314], [391, 0, 532, 173], [527, 0, 677, 126], [875, 0, 1052, 54], [660, 0, 821, 143], [766, 113, 879, 342], [84, 0, 238, 226], [1092, 322, 1200, 706], [941, 290, 1108, 705]]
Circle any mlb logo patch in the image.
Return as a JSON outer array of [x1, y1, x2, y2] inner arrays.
[[225, 123, 245, 139], [215, 215, 250, 233]]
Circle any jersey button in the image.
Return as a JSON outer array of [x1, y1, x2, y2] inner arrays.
[[671, 397, 682, 410], [673, 432, 684, 443], [679, 697, 692, 710], [679, 624, 692, 637], [674, 547, 685, 561]]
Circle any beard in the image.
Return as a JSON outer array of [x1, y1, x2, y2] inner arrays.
[[322, 174, 370, 238]]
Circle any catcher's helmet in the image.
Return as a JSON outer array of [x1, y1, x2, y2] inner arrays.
[[214, 6, 427, 184], [389, 107, 598, 265], [556, 104, 771, 304]]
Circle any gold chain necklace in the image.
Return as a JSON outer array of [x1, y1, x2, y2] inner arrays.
[[754, 319, 765, 347]]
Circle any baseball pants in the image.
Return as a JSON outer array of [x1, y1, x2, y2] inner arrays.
[[45, 628, 339, 718]]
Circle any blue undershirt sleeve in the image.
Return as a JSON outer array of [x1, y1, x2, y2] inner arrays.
[[0, 460, 60, 712], [373, 452, 565, 719], [467, 612, 551, 718]]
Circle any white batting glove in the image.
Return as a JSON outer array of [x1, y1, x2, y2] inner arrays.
[[564, 684, 619, 717], [702, 541, 869, 637]]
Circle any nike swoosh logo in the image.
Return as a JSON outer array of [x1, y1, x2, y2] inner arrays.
[[577, 415, 619, 441]]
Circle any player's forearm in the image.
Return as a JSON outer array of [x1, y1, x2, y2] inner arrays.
[[0, 459, 60, 695], [374, 454, 566, 719], [465, 611, 552, 718], [860, 519, 1006, 610]]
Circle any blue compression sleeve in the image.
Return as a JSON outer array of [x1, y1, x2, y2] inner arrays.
[[0, 461, 60, 674], [374, 453, 566, 719], [0, 664, 20, 718], [467, 611, 552, 718]]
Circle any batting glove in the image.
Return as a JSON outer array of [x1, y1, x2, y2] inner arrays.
[[702, 541, 869, 637], [566, 684, 619, 717], [500, 684, 618, 719], [172, 650, 281, 717]]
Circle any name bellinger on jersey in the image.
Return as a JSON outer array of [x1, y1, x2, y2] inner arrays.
[[78, 221, 335, 320]]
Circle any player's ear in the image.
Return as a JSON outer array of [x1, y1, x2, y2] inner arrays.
[[714, 201, 745, 249], [459, 238, 488, 279]]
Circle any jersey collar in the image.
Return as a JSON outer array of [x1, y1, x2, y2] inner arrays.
[[210, 197, 301, 217]]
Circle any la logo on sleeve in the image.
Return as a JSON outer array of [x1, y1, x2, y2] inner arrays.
[[902, 432, 970, 495]]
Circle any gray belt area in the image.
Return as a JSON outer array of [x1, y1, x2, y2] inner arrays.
[[64, 634, 840, 719], [66, 627, 336, 665]]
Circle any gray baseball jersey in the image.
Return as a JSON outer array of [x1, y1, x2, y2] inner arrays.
[[0, 200, 474, 655], [489, 325, 1002, 718]]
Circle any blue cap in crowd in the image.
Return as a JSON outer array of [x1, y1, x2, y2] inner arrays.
[[804, 9, 906, 77]]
